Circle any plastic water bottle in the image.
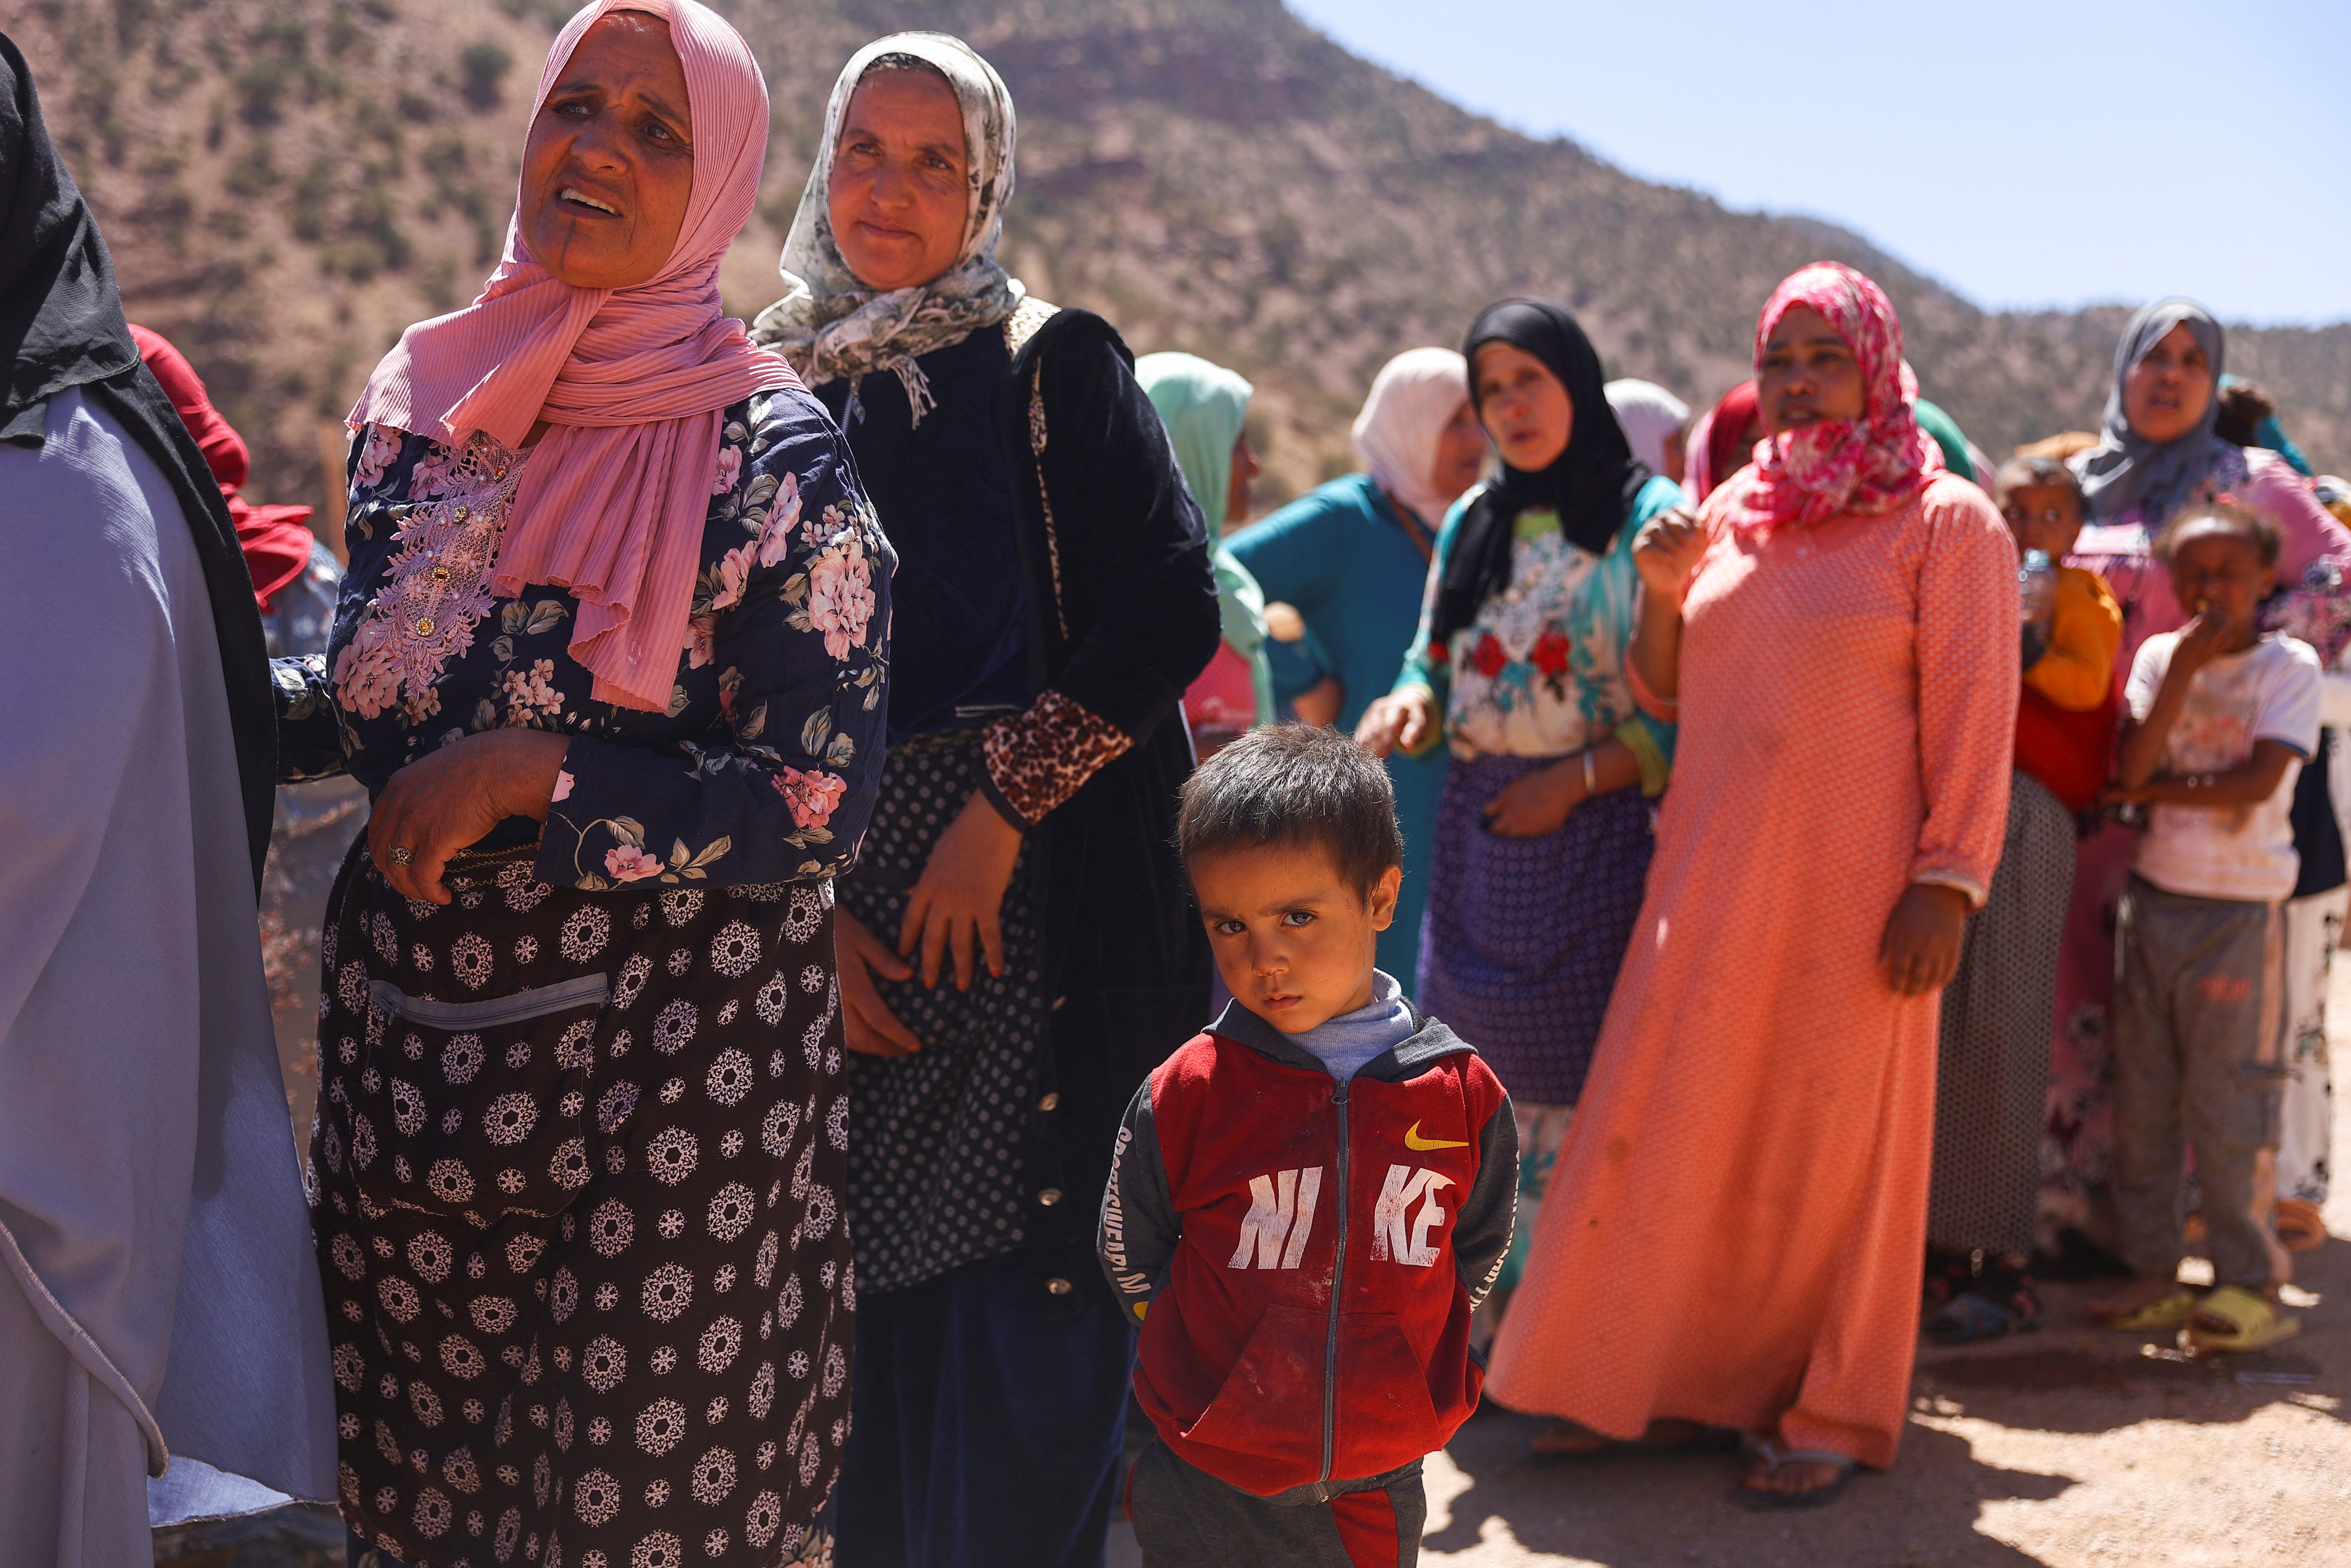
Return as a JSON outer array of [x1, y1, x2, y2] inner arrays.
[[2019, 550, 2057, 621], [2020, 549, 2056, 668]]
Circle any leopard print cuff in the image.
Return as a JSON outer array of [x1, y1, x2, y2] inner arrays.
[[981, 690, 1132, 828]]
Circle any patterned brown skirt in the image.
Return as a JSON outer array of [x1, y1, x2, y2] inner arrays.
[[309, 843, 852, 1568]]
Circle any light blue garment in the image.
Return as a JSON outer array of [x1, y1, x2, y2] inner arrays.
[[1288, 970, 1417, 1079], [1228, 473, 1450, 989], [0, 392, 335, 1558]]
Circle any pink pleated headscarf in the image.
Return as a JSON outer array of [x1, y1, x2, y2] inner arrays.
[[1724, 261, 1940, 533], [349, 0, 800, 712]]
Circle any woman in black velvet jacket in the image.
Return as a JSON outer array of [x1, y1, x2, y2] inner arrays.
[[753, 33, 1218, 1568]]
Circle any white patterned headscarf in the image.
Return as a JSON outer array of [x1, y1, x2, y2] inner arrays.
[[751, 33, 1020, 424]]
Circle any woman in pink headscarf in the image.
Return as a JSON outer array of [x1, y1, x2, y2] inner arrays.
[[1486, 264, 2016, 1506], [271, 5, 889, 1562]]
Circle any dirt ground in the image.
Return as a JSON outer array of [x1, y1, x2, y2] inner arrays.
[[163, 975, 2351, 1568], [1399, 1245, 2346, 1568]]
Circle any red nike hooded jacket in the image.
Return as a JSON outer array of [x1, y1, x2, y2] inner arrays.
[[1098, 999, 1516, 1499]]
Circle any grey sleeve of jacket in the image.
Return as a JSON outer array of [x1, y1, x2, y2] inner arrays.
[[1098, 1076, 1181, 1325], [1452, 1094, 1518, 1309]]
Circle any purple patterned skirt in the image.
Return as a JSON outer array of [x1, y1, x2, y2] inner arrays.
[[1415, 753, 1654, 1106]]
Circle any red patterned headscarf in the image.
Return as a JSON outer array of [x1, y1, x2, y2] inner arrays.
[[1724, 262, 1940, 533]]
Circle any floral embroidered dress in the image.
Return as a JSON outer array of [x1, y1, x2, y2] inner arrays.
[[1397, 477, 1681, 776], [284, 390, 889, 889], [275, 386, 891, 1568], [1387, 474, 1681, 1112]]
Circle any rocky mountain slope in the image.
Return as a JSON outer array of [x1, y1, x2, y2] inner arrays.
[[12, 0, 2346, 515]]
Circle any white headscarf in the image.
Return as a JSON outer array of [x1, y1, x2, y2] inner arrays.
[[1351, 347, 1470, 532], [1603, 378, 1690, 479], [752, 33, 1019, 423]]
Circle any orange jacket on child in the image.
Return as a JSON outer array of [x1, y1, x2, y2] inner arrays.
[[2015, 564, 2122, 812]]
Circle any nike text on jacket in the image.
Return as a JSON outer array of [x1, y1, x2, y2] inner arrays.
[[1097, 999, 1516, 1499]]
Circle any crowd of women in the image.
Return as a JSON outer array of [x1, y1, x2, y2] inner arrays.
[[4, 0, 2347, 1563]]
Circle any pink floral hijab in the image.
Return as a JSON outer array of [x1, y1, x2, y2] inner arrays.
[[349, 0, 799, 712], [1723, 261, 1941, 533]]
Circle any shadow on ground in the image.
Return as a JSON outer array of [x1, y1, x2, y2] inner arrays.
[[1907, 1233, 2347, 1438], [1427, 1412, 2067, 1567], [1419, 1233, 2347, 1565]]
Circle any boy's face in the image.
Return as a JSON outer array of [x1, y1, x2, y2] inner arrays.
[[1998, 481, 2084, 562], [1189, 842, 1401, 1035], [2167, 525, 2271, 640]]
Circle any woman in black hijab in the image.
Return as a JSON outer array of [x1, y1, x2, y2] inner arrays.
[[0, 32, 333, 1562], [1358, 300, 1687, 1357]]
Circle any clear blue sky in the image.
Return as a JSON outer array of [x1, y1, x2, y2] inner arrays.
[[1285, 0, 2351, 326]]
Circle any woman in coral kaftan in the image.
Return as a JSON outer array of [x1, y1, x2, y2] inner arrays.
[[1486, 263, 2016, 1489]]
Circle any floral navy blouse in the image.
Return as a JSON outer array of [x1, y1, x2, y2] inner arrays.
[[273, 388, 892, 892]]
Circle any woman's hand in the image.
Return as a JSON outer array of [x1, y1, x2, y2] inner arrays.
[[899, 789, 1025, 990], [1356, 688, 1438, 759], [1632, 506, 1709, 606], [1877, 882, 1972, 995], [1631, 507, 1705, 706], [836, 908, 922, 1057], [367, 728, 570, 904], [1482, 758, 1584, 838]]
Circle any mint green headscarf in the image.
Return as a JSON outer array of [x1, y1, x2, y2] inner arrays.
[[1138, 351, 1251, 525], [1137, 352, 1273, 726]]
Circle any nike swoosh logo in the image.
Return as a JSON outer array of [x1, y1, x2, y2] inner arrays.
[[1403, 1120, 1468, 1151]]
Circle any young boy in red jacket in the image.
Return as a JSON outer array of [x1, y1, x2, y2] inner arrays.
[[1098, 724, 1517, 1566]]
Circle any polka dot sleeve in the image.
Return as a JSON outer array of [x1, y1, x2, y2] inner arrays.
[[1911, 483, 2022, 909]]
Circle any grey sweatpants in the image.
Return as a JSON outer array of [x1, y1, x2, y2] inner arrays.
[[1126, 1439, 1425, 1568], [2112, 877, 2292, 1291]]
